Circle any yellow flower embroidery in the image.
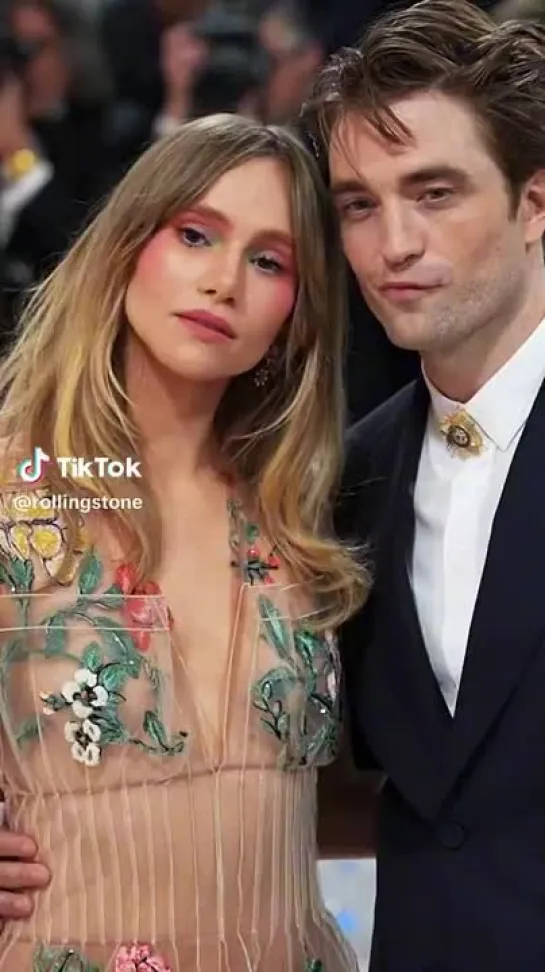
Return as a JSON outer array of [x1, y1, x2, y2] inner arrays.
[[0, 490, 88, 585]]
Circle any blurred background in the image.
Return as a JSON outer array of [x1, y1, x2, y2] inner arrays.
[[0, 0, 513, 963]]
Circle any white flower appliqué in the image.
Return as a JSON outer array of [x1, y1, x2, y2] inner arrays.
[[62, 668, 108, 720], [64, 718, 102, 767]]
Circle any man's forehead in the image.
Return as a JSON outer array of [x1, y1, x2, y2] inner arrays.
[[328, 97, 485, 183]]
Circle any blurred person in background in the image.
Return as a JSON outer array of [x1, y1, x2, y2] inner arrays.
[[259, 1, 324, 124], [102, 1, 272, 173], [100, 0, 207, 115], [0, 0, 113, 343]]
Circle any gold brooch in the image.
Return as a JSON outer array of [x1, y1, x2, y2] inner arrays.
[[439, 409, 484, 458]]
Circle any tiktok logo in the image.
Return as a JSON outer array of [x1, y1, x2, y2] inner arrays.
[[17, 447, 51, 483]]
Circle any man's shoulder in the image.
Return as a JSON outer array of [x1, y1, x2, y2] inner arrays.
[[343, 381, 416, 483]]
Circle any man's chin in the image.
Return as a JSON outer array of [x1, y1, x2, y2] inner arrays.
[[382, 316, 430, 352]]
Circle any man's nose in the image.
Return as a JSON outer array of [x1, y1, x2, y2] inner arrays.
[[380, 204, 426, 269]]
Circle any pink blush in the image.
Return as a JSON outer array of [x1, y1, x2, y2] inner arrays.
[[134, 229, 172, 281], [268, 275, 297, 322]]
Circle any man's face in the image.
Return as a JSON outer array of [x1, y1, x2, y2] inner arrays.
[[329, 91, 537, 356]]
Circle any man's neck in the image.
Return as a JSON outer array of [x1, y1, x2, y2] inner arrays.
[[423, 292, 545, 403]]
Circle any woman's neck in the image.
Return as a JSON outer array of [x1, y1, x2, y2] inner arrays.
[[124, 333, 227, 485]]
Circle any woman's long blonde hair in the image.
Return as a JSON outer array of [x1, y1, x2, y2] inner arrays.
[[0, 113, 367, 627]]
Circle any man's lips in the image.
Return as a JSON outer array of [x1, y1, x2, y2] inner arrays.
[[176, 311, 236, 338], [379, 282, 443, 301]]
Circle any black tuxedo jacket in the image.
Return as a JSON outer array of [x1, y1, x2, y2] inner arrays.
[[338, 375, 545, 972]]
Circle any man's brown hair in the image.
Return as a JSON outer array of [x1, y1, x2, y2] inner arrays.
[[303, 0, 545, 203]]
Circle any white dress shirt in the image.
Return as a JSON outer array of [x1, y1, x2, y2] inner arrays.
[[411, 318, 545, 714]]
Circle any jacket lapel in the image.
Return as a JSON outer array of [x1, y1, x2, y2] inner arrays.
[[438, 376, 545, 803]]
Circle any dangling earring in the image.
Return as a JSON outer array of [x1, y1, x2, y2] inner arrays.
[[253, 345, 282, 387]]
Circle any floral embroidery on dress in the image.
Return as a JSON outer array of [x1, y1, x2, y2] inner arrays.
[[31, 554, 188, 765], [114, 563, 173, 651], [0, 489, 88, 586], [228, 498, 279, 585], [0, 500, 188, 764], [114, 943, 172, 971], [33, 943, 101, 971], [252, 596, 340, 768], [33, 943, 312, 971], [32, 942, 172, 971]]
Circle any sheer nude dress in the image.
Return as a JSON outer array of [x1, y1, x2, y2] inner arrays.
[[0, 488, 358, 972]]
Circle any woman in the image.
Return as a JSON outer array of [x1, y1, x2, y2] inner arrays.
[[0, 113, 366, 971]]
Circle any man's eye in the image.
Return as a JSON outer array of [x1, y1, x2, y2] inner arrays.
[[340, 199, 373, 217], [422, 187, 454, 203]]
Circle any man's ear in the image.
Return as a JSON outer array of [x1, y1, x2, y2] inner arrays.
[[520, 169, 545, 244]]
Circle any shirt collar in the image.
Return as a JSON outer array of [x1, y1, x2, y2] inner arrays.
[[425, 317, 545, 451]]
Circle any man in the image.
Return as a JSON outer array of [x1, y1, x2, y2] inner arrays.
[[312, 1, 545, 969]]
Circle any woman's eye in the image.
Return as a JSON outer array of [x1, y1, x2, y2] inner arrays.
[[253, 254, 285, 274], [179, 226, 210, 246]]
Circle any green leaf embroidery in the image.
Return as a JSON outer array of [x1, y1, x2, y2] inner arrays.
[[44, 615, 68, 657], [0, 560, 12, 588], [142, 709, 188, 754], [3, 638, 28, 663], [245, 521, 259, 544], [77, 549, 103, 596], [254, 593, 340, 768], [306, 960, 323, 972], [88, 583, 124, 609], [33, 943, 101, 972], [93, 710, 129, 745], [99, 662, 127, 693], [258, 596, 291, 660], [89, 615, 142, 678], [8, 556, 34, 593], [81, 642, 103, 672], [15, 716, 41, 745], [294, 629, 321, 670], [254, 668, 298, 703], [143, 709, 167, 749]]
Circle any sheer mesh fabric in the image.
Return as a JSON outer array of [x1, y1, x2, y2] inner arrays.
[[0, 495, 358, 972]]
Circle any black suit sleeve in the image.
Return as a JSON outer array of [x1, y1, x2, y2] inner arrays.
[[335, 387, 415, 770]]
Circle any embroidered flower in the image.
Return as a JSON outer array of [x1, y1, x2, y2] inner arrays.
[[39, 691, 55, 716], [245, 545, 280, 585], [114, 942, 172, 971], [61, 667, 109, 719], [114, 564, 171, 652], [0, 491, 87, 584], [64, 718, 101, 766], [114, 562, 139, 595]]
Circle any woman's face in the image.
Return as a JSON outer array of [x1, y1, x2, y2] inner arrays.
[[125, 157, 298, 384]]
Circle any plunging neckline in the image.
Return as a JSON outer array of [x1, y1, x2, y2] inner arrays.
[[159, 497, 280, 769]]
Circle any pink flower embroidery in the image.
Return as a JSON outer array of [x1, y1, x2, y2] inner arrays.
[[113, 564, 172, 652], [115, 942, 171, 972]]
